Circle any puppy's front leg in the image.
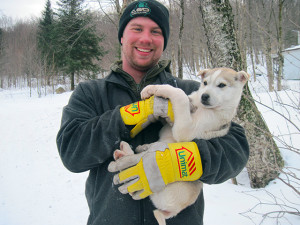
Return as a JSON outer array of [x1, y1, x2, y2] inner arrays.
[[141, 85, 192, 123], [141, 84, 195, 141], [165, 90, 195, 142], [141, 84, 178, 100]]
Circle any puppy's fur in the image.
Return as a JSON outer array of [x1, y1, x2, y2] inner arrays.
[[112, 68, 249, 225]]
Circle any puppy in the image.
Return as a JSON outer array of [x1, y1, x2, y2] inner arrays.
[[111, 68, 250, 225]]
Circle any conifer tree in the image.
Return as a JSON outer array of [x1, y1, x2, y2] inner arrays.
[[37, 0, 55, 84], [54, 0, 106, 90]]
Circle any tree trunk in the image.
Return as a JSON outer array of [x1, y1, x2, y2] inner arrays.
[[277, 0, 284, 91], [248, 2, 256, 82], [177, 0, 185, 79], [70, 72, 75, 91], [199, 0, 284, 188], [266, 36, 274, 92], [168, 0, 177, 77], [255, 2, 274, 91], [199, 0, 242, 69]]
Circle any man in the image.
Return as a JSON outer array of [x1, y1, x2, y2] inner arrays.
[[56, 1, 249, 225]]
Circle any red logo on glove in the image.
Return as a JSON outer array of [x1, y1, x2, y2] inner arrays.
[[124, 102, 140, 116], [175, 147, 197, 178]]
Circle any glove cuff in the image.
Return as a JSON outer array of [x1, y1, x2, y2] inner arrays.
[[120, 97, 155, 138], [155, 148, 176, 185], [168, 142, 203, 182], [153, 97, 174, 124]]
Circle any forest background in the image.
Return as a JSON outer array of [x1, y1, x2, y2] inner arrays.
[[0, 0, 299, 92]]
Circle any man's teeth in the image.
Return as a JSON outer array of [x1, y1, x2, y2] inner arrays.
[[137, 48, 151, 52]]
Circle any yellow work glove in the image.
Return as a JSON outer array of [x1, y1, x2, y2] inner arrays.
[[108, 142, 203, 200], [120, 96, 174, 138]]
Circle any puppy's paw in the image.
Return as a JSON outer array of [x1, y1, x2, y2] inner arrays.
[[136, 144, 151, 153], [112, 141, 135, 161], [120, 141, 134, 155], [141, 85, 158, 99], [113, 150, 126, 160]]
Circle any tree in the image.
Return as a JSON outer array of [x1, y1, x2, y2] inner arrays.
[[199, 0, 284, 188], [37, 0, 55, 86], [177, 0, 185, 79], [0, 27, 4, 88], [254, 1, 276, 92], [96, 0, 134, 61], [276, 0, 285, 91], [54, 0, 106, 90]]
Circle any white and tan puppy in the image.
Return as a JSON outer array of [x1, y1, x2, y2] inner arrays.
[[112, 68, 250, 225]]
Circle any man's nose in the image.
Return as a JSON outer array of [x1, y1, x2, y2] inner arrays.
[[139, 31, 152, 44]]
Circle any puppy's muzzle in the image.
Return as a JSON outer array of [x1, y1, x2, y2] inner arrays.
[[201, 93, 210, 106]]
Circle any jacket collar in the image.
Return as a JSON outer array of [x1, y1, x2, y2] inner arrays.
[[109, 60, 171, 82], [106, 60, 172, 97]]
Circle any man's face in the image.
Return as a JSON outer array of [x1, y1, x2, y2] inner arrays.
[[121, 17, 164, 73]]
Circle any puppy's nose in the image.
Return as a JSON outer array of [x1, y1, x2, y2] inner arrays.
[[201, 94, 210, 102]]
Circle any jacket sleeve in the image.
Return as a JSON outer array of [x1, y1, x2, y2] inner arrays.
[[56, 82, 131, 173], [196, 122, 249, 184]]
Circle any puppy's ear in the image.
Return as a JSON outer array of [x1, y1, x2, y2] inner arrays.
[[237, 71, 250, 84], [197, 69, 210, 80]]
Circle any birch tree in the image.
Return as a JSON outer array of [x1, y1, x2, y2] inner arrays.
[[199, 0, 284, 188]]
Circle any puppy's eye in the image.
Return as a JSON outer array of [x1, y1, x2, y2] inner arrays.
[[218, 83, 226, 88], [203, 81, 208, 86]]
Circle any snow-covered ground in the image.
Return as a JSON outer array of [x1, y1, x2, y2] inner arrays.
[[0, 76, 299, 225]]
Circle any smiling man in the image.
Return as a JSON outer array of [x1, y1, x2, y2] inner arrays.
[[56, 1, 249, 225], [121, 16, 164, 83], [118, 1, 169, 84]]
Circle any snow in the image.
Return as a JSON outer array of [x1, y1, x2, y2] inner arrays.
[[284, 45, 300, 52], [0, 76, 299, 225], [0, 90, 89, 225]]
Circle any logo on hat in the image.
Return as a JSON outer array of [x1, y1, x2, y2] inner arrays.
[[130, 2, 151, 17]]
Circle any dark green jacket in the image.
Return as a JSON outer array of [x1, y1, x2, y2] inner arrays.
[[56, 60, 249, 225]]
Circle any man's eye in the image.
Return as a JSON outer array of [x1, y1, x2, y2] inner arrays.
[[218, 83, 226, 88], [152, 30, 162, 35]]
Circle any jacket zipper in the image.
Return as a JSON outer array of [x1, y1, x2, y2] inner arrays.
[[114, 81, 144, 224]]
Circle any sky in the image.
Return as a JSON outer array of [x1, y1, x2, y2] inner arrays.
[[0, 0, 101, 21], [0, 0, 50, 20]]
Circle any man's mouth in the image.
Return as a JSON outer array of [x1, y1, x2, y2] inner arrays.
[[136, 48, 152, 53]]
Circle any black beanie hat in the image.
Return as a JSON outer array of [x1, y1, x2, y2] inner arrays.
[[118, 0, 170, 50]]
